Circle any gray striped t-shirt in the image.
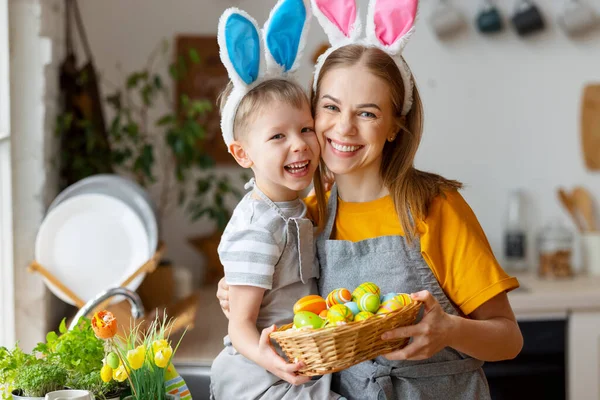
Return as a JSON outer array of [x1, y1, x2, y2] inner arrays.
[[218, 192, 306, 290]]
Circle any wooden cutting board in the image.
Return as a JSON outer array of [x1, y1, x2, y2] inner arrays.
[[581, 84, 600, 170]]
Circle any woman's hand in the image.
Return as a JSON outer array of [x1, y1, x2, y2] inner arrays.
[[381, 290, 455, 360], [258, 325, 310, 386], [216, 277, 230, 318]]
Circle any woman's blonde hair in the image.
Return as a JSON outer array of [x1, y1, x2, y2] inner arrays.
[[218, 79, 309, 141], [312, 45, 462, 243]]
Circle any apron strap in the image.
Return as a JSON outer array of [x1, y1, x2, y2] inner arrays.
[[321, 184, 339, 240], [244, 178, 314, 283]]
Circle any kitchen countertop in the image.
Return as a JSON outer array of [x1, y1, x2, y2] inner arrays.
[[509, 272, 600, 319]]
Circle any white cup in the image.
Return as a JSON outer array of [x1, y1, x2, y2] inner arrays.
[[429, 0, 466, 38], [558, 0, 599, 36], [45, 390, 95, 400], [581, 233, 600, 276]]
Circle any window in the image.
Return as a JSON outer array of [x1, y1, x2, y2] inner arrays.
[[0, 0, 15, 348]]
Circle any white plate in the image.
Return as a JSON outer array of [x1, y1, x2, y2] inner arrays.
[[36, 193, 150, 306], [48, 174, 158, 258]]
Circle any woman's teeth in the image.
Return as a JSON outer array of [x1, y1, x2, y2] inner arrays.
[[330, 140, 361, 152]]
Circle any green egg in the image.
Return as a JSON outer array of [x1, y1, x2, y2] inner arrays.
[[294, 311, 324, 329], [107, 352, 119, 369]]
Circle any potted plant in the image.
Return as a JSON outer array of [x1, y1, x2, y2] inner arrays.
[[34, 318, 127, 400], [12, 363, 67, 400], [91, 310, 188, 400], [104, 40, 245, 285], [1, 344, 34, 399]]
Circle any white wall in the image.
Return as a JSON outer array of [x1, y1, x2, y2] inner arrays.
[[74, 0, 600, 276]]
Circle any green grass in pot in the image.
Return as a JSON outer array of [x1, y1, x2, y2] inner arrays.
[[13, 363, 67, 397], [0, 344, 35, 400]]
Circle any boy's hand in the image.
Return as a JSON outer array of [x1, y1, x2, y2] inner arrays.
[[381, 290, 453, 360], [258, 325, 310, 386], [216, 278, 230, 318]]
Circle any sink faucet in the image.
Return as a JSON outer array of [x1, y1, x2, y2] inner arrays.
[[68, 287, 145, 331]]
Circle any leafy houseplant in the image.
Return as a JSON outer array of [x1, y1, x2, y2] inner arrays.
[[104, 41, 244, 234], [13, 364, 67, 399], [0, 344, 34, 399]]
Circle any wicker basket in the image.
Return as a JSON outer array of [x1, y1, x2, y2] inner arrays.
[[270, 300, 422, 376]]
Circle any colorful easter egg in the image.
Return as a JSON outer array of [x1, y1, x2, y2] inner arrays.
[[395, 293, 412, 306], [381, 292, 397, 303], [319, 309, 329, 318], [326, 288, 352, 308], [327, 304, 353, 324], [352, 282, 381, 301], [376, 298, 404, 315], [358, 293, 380, 313], [344, 301, 360, 316], [293, 295, 327, 315], [294, 311, 324, 329], [354, 311, 374, 322]]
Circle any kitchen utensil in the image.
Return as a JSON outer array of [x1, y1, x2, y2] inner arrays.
[[28, 261, 85, 307], [572, 186, 597, 231], [429, 0, 466, 38], [558, 188, 585, 232], [581, 84, 600, 170], [511, 0, 545, 36], [35, 193, 150, 305], [557, 0, 599, 37], [581, 232, 600, 275], [48, 174, 158, 258]]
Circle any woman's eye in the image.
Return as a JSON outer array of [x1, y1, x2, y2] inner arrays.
[[359, 111, 376, 118], [301, 127, 315, 133], [270, 133, 284, 140], [324, 104, 339, 112]]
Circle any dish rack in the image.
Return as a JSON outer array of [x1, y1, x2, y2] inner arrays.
[[28, 242, 166, 310]]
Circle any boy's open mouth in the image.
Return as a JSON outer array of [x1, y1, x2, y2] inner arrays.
[[284, 160, 310, 176]]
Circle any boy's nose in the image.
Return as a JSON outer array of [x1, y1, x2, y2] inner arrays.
[[292, 136, 309, 152]]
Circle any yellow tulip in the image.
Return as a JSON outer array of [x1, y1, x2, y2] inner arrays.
[[100, 364, 113, 383], [152, 339, 169, 353], [126, 345, 146, 370], [154, 346, 173, 368], [113, 365, 128, 382]]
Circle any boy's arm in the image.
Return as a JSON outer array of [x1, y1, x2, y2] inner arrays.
[[228, 285, 310, 385]]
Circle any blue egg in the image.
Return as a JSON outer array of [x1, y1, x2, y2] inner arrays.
[[381, 292, 397, 303], [344, 301, 360, 315]]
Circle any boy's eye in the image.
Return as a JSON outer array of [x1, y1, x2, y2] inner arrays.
[[359, 111, 376, 118], [270, 133, 284, 140], [301, 127, 314, 133], [324, 104, 339, 112]]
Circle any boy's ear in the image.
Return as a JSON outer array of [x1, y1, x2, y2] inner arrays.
[[229, 141, 253, 168]]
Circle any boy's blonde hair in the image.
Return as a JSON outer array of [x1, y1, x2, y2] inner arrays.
[[218, 79, 310, 141]]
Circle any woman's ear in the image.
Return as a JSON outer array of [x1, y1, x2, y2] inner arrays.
[[229, 141, 253, 168]]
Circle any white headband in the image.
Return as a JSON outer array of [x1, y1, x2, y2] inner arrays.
[[218, 0, 311, 150], [311, 0, 419, 116]]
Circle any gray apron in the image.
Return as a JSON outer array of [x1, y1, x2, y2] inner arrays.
[[316, 185, 491, 400], [210, 180, 343, 400]]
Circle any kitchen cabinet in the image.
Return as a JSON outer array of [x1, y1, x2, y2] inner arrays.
[[509, 273, 600, 400]]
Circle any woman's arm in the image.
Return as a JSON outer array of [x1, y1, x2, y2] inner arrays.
[[382, 290, 523, 362], [229, 285, 309, 385]]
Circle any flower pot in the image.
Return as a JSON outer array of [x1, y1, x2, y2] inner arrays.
[[11, 389, 44, 400]]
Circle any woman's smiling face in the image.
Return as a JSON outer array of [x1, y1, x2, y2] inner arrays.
[[314, 62, 399, 177]]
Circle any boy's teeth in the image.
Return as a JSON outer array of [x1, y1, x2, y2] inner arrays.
[[287, 161, 309, 169], [331, 141, 361, 152]]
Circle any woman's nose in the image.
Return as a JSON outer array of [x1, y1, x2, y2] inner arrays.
[[335, 113, 356, 137]]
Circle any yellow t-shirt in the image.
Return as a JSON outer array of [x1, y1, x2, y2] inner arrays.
[[305, 190, 519, 315]]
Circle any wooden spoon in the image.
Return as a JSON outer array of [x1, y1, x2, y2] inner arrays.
[[572, 186, 597, 232], [558, 188, 585, 232]]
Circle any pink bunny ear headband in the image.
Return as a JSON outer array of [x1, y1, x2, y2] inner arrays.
[[311, 0, 418, 116]]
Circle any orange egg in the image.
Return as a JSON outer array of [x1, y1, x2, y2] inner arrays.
[[326, 288, 352, 308], [293, 295, 327, 315]]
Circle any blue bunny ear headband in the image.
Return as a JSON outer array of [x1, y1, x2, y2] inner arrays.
[[218, 0, 311, 150]]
